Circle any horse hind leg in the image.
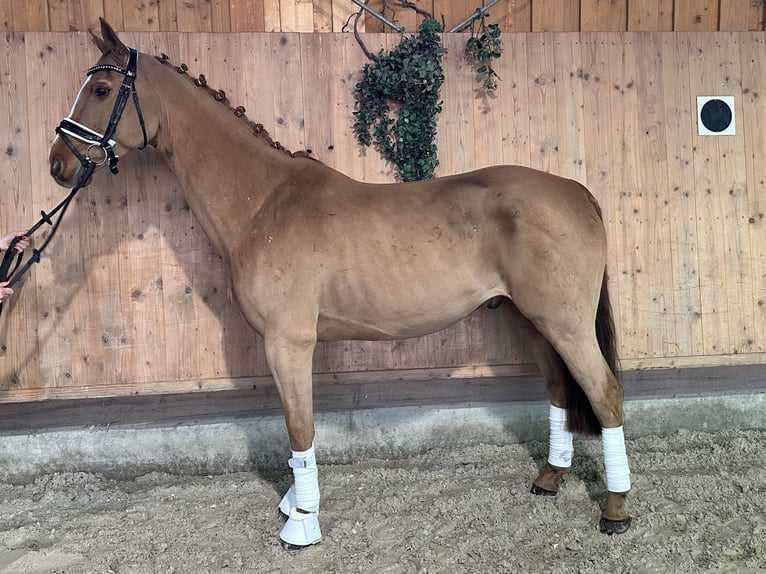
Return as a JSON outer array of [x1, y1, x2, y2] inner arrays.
[[511, 289, 632, 534], [505, 302, 576, 497], [550, 332, 632, 534]]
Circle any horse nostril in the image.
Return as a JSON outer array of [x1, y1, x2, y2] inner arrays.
[[51, 157, 62, 177]]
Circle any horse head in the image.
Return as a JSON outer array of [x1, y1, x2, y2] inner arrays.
[[49, 18, 159, 188]]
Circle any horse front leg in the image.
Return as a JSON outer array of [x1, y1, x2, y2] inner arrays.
[[264, 332, 322, 550]]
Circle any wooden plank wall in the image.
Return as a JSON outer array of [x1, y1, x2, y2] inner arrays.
[[1, 30, 765, 403], [1, 0, 764, 33]]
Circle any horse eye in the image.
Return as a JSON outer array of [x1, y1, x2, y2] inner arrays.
[[94, 86, 111, 98]]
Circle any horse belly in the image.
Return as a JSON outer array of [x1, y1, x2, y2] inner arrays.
[[316, 261, 501, 342]]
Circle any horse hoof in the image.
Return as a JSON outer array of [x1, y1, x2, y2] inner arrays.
[[280, 538, 320, 552], [599, 516, 632, 535], [280, 508, 322, 550], [530, 483, 557, 497]]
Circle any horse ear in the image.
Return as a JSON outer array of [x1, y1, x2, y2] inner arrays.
[[90, 18, 128, 60]]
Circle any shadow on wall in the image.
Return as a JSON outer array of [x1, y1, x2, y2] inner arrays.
[[18, 147, 265, 388]]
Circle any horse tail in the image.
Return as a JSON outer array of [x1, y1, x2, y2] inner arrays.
[[565, 269, 619, 436]]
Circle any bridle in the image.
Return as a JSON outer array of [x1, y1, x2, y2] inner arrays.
[[0, 46, 147, 313], [57, 47, 148, 175]]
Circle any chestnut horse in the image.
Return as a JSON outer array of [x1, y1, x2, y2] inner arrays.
[[49, 20, 631, 548]]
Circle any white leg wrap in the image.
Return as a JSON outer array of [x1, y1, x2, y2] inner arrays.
[[548, 405, 574, 468], [288, 444, 320, 512], [602, 426, 631, 493], [279, 444, 322, 547]]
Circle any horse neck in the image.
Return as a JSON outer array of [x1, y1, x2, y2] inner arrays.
[[141, 55, 303, 259]]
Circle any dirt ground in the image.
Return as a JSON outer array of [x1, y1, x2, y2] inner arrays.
[[0, 427, 763, 574]]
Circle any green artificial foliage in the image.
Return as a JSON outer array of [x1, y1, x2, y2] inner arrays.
[[464, 22, 502, 91], [352, 18, 445, 182]]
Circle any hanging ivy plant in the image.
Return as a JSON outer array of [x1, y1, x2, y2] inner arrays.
[[352, 18, 445, 182], [464, 21, 502, 91]]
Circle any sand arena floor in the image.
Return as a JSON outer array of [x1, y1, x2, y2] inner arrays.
[[0, 428, 763, 573]]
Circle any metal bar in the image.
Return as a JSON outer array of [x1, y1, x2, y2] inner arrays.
[[349, 0, 405, 33], [448, 0, 502, 33]]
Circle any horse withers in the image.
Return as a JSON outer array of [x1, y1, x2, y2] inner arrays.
[[48, 19, 632, 549]]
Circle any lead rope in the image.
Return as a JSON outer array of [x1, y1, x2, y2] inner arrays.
[[0, 162, 95, 315]]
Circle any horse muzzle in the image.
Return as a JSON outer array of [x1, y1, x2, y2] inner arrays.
[[49, 150, 93, 189]]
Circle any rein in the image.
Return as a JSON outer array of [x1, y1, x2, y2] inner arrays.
[[0, 47, 146, 315]]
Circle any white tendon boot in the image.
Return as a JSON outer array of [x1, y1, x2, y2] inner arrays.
[[278, 484, 296, 518], [279, 445, 322, 549]]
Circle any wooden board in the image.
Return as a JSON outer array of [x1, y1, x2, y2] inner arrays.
[[122, 0, 158, 31], [581, 0, 627, 31], [176, 0, 213, 32], [102, 0, 125, 30], [686, 34, 732, 355], [11, 0, 48, 31], [719, 0, 765, 31], [627, 0, 673, 31], [0, 0, 13, 31], [498, 32, 531, 167], [439, 32, 476, 175], [229, 0, 264, 32], [714, 33, 754, 354], [312, 0, 333, 32], [525, 32, 558, 175], [635, 32, 673, 357], [674, 0, 720, 31], [580, 32, 620, 318], [660, 33, 705, 356], [552, 33, 586, 182], [738, 33, 766, 350], [531, 0, 580, 31]]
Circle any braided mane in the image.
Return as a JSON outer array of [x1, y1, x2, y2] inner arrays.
[[154, 53, 318, 162]]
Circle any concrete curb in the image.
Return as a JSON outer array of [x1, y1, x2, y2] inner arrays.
[[0, 392, 763, 480]]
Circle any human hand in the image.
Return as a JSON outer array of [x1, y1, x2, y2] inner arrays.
[[0, 231, 30, 252], [0, 281, 13, 303]]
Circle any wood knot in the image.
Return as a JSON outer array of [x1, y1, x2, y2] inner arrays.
[[214, 90, 226, 101], [177, 63, 188, 73], [194, 74, 207, 87], [234, 106, 246, 117]]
